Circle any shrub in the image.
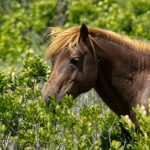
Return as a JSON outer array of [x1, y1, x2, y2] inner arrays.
[[0, 0, 56, 64]]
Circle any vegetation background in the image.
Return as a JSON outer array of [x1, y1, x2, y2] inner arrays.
[[0, 0, 150, 149]]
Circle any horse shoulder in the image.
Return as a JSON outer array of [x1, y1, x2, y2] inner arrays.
[[112, 68, 150, 107]]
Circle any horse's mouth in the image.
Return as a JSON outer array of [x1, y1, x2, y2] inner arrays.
[[44, 81, 75, 106]]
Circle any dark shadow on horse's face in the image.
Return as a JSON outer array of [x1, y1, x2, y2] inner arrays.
[[43, 44, 97, 104]]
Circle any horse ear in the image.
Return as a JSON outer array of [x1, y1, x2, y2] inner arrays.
[[79, 23, 88, 42], [43, 27, 62, 38]]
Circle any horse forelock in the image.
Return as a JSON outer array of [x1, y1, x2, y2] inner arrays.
[[46, 26, 150, 60], [46, 27, 81, 59]]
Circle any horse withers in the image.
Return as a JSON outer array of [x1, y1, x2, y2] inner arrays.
[[43, 24, 150, 130]]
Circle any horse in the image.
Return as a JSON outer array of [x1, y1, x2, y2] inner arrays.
[[42, 24, 150, 130]]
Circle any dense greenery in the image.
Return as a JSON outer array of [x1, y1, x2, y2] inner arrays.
[[0, 0, 150, 149]]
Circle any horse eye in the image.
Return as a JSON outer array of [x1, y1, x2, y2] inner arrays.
[[70, 57, 80, 66]]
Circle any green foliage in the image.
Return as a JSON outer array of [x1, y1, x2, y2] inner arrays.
[[1, 0, 150, 149], [67, 0, 150, 39], [120, 102, 150, 149], [0, 0, 56, 64], [0, 55, 49, 148]]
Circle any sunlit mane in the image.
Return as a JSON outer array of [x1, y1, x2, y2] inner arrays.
[[46, 26, 150, 59]]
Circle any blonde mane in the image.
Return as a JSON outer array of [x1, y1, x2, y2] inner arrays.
[[46, 26, 150, 59]]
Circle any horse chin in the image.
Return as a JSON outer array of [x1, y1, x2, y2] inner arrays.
[[56, 92, 77, 102], [43, 84, 78, 105], [56, 94, 64, 102], [43, 94, 64, 106]]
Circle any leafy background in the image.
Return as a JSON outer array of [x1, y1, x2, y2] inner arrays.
[[0, 0, 150, 149]]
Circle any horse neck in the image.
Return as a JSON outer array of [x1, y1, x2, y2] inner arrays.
[[93, 36, 150, 72], [93, 36, 150, 116]]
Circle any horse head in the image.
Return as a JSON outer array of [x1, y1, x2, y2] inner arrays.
[[43, 24, 97, 105]]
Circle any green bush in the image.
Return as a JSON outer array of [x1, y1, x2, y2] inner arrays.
[[0, 0, 56, 64], [67, 0, 150, 39]]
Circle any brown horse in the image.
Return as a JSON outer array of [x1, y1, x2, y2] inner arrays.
[[43, 24, 150, 130]]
